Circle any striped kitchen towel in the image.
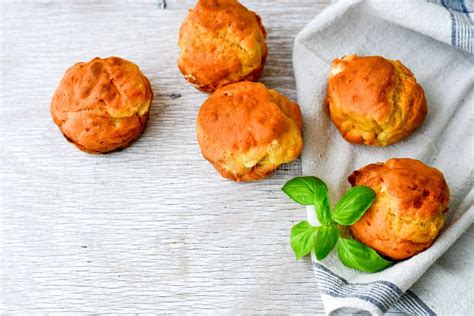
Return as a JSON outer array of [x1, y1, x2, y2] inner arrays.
[[293, 0, 474, 315], [429, 0, 473, 53]]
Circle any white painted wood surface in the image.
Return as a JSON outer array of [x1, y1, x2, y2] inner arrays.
[[0, 0, 332, 313]]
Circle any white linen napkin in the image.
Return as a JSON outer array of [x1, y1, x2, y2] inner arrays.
[[292, 0, 474, 314]]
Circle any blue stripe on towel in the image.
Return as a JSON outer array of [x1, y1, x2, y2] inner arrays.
[[441, 0, 473, 53], [313, 263, 436, 315], [396, 290, 437, 316]]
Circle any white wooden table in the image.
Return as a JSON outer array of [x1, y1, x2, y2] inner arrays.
[[1, 0, 332, 313]]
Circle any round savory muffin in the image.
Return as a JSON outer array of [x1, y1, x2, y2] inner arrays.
[[349, 158, 450, 260], [197, 82, 303, 181], [178, 0, 267, 93], [326, 55, 427, 146], [51, 57, 153, 154]]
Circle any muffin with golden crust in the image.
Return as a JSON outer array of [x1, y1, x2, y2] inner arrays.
[[197, 82, 303, 181], [178, 0, 267, 93], [51, 57, 153, 154], [326, 55, 427, 146], [349, 158, 450, 260]]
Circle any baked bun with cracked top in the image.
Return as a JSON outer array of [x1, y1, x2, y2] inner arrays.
[[51, 57, 153, 154], [197, 81, 303, 182], [349, 158, 450, 260], [178, 0, 267, 92], [326, 55, 427, 146]]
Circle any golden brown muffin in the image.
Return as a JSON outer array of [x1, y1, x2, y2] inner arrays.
[[349, 158, 450, 260], [197, 82, 303, 181], [178, 0, 267, 93], [51, 57, 153, 154], [326, 55, 427, 146]]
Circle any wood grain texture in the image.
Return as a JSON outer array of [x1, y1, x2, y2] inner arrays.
[[0, 0, 331, 313]]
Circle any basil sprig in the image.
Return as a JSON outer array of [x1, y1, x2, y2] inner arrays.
[[282, 177, 331, 225], [282, 176, 392, 273], [290, 221, 339, 260], [337, 238, 392, 272], [332, 186, 376, 225]]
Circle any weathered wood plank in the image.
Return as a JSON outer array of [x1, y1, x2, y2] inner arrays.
[[0, 0, 331, 313]]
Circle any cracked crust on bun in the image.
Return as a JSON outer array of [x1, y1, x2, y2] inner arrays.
[[326, 55, 427, 146], [178, 0, 267, 92], [197, 82, 303, 181], [51, 57, 152, 154], [349, 158, 450, 260]]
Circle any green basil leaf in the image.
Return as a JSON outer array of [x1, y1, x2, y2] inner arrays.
[[337, 238, 392, 273], [282, 176, 331, 225], [332, 186, 376, 225], [290, 221, 317, 260], [314, 225, 339, 260], [313, 181, 331, 225]]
